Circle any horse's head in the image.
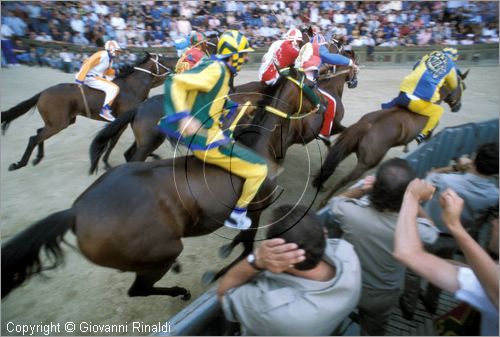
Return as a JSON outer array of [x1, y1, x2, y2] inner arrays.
[[442, 69, 468, 113], [205, 33, 219, 55], [143, 52, 176, 87]]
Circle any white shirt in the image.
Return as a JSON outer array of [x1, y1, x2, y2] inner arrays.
[[455, 267, 499, 336]]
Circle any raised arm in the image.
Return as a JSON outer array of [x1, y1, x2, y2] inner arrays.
[[440, 188, 499, 309], [393, 179, 461, 293]]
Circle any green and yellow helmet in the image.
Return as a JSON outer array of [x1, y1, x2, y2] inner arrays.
[[442, 47, 459, 61], [216, 30, 254, 72]]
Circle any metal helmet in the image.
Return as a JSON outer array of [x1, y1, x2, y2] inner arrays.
[[442, 47, 459, 61], [105, 40, 121, 56], [216, 30, 254, 72], [190, 31, 207, 46], [285, 28, 303, 42]]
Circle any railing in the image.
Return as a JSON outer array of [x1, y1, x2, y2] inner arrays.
[[158, 118, 498, 336], [19, 39, 499, 66]]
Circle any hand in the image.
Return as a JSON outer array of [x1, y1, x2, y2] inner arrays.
[[254, 238, 305, 273], [406, 178, 436, 201], [455, 157, 473, 171], [351, 63, 359, 74], [362, 175, 375, 192], [440, 188, 465, 232], [178, 117, 201, 136]]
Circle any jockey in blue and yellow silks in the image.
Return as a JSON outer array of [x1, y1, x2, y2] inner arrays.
[[382, 47, 459, 144], [158, 30, 267, 230]]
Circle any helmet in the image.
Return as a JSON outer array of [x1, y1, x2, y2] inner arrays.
[[311, 34, 328, 45], [190, 31, 207, 46], [105, 40, 121, 56], [285, 28, 302, 42], [442, 47, 458, 61], [216, 30, 254, 72]]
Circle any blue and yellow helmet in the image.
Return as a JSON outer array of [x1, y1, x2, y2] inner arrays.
[[442, 47, 458, 61], [216, 30, 254, 72]]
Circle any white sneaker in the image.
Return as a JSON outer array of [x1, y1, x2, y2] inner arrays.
[[100, 109, 115, 122], [224, 210, 252, 230]]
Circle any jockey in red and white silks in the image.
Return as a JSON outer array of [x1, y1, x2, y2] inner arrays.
[[295, 40, 338, 140], [75, 40, 122, 122], [258, 28, 302, 85]]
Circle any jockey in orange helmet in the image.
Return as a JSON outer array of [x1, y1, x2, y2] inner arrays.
[[258, 28, 303, 85], [75, 40, 122, 122], [175, 31, 210, 73]]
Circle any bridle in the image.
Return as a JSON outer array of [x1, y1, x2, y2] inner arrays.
[[133, 53, 171, 77]]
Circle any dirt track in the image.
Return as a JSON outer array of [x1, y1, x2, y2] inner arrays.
[[1, 64, 498, 336]]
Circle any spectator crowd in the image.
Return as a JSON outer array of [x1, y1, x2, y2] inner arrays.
[[1, 1, 499, 69]]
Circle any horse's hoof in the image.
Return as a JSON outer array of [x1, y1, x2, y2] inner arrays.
[[201, 271, 216, 285], [182, 291, 191, 301], [172, 262, 182, 274], [32, 157, 42, 166], [219, 244, 233, 259], [8, 163, 20, 171]]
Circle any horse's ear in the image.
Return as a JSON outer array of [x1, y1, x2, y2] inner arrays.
[[307, 26, 313, 37], [145, 51, 150, 58], [460, 69, 470, 80]]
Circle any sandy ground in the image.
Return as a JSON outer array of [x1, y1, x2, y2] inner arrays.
[[1, 63, 498, 336]]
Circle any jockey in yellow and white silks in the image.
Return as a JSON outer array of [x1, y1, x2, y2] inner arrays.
[[382, 47, 459, 144], [75, 40, 122, 122], [159, 30, 268, 230]]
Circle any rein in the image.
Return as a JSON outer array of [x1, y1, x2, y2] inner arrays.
[[264, 68, 320, 119], [133, 53, 171, 77]]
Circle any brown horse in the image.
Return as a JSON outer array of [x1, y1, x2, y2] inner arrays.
[[314, 70, 469, 205], [1, 52, 175, 171], [1, 67, 321, 299]]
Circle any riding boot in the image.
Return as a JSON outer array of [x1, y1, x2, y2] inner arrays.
[[100, 104, 115, 122], [224, 209, 252, 230]]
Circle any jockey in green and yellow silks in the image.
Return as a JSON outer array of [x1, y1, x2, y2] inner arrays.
[[159, 30, 267, 230], [382, 47, 459, 144]]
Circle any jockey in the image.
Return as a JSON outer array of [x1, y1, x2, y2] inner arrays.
[[312, 33, 357, 71], [382, 47, 459, 144], [75, 40, 121, 122], [175, 31, 210, 73], [258, 28, 302, 85], [159, 30, 268, 230]]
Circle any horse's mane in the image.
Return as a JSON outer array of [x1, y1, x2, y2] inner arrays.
[[237, 71, 293, 147], [116, 53, 151, 78]]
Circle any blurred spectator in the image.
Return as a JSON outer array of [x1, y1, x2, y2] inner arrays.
[[327, 159, 439, 335], [73, 32, 89, 45], [400, 143, 499, 318], [59, 46, 75, 73], [1, 23, 19, 66], [394, 180, 499, 336]]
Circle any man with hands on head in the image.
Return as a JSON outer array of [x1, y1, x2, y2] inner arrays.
[[394, 179, 499, 336], [217, 205, 362, 336]]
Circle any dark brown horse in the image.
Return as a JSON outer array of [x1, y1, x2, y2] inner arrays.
[[1, 52, 175, 171], [1, 67, 321, 299], [314, 70, 469, 205]]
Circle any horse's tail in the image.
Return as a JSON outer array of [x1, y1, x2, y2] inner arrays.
[[313, 121, 371, 188], [1, 209, 75, 298], [1, 92, 42, 135], [89, 107, 137, 174]]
